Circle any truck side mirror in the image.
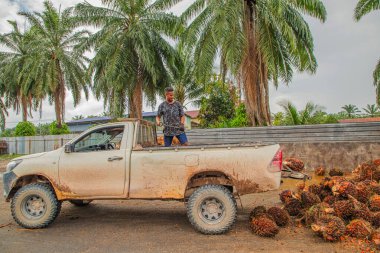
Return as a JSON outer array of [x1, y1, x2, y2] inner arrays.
[[64, 144, 74, 153]]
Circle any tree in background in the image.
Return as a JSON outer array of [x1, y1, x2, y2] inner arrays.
[[362, 104, 380, 117], [341, 104, 361, 118], [274, 101, 337, 125], [0, 21, 42, 122], [73, 0, 182, 119], [199, 79, 235, 128], [178, 0, 326, 126], [171, 49, 204, 109], [20, 1, 90, 128], [355, 0, 380, 105], [49, 121, 70, 135], [0, 96, 8, 131], [14, 121, 36, 136]]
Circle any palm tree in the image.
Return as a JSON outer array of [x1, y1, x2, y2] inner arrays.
[[0, 21, 42, 122], [279, 100, 324, 125], [178, 0, 326, 126], [0, 82, 9, 131], [171, 49, 204, 109], [72, 0, 182, 119], [19, 1, 91, 128], [342, 104, 361, 118], [362, 104, 380, 117], [355, 0, 380, 105]]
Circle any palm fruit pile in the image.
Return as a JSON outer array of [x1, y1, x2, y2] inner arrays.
[[314, 167, 326, 176], [249, 206, 290, 237], [283, 158, 305, 172], [276, 159, 380, 247]]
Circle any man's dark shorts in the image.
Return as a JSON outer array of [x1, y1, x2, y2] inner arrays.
[[164, 133, 188, 147]]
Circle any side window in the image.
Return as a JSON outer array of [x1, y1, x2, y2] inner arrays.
[[74, 127, 124, 152]]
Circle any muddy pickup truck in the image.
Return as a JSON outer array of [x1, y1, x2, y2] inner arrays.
[[3, 119, 282, 234]]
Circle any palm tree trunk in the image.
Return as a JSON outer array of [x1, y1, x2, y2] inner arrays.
[[55, 59, 65, 128], [132, 64, 143, 119], [21, 95, 28, 122], [241, 1, 271, 126]]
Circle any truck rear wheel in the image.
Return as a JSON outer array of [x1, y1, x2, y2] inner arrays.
[[11, 183, 61, 229], [187, 184, 237, 234], [69, 200, 92, 206]]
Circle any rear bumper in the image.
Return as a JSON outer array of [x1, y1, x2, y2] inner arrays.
[[3, 171, 17, 201]]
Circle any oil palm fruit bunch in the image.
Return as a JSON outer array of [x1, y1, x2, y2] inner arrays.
[[371, 229, 380, 250], [250, 216, 279, 237], [311, 215, 346, 242], [279, 190, 294, 204], [267, 207, 290, 227], [348, 196, 372, 222], [283, 158, 305, 172], [333, 200, 355, 220], [329, 168, 344, 177], [352, 160, 380, 182], [307, 184, 322, 196], [369, 195, 380, 212], [249, 205, 267, 221], [305, 203, 334, 226], [332, 181, 358, 198], [346, 219, 373, 239], [355, 182, 371, 203], [314, 167, 326, 176], [301, 191, 321, 209], [372, 212, 380, 229], [284, 198, 303, 217]]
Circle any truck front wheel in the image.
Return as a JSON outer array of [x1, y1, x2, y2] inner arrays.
[[11, 183, 61, 229], [187, 184, 237, 234]]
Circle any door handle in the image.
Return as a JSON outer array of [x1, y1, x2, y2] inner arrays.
[[108, 156, 123, 162]]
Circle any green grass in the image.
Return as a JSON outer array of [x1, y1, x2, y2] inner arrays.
[[0, 154, 23, 161]]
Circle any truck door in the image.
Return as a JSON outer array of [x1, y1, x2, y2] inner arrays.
[[59, 125, 129, 197]]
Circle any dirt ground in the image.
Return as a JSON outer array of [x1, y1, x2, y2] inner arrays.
[[0, 159, 375, 253]]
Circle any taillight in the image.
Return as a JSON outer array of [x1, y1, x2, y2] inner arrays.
[[270, 149, 283, 172]]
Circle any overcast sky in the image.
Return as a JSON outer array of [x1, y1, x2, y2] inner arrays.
[[1, 0, 379, 128]]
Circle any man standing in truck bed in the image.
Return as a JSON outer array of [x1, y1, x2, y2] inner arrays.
[[156, 87, 189, 147]]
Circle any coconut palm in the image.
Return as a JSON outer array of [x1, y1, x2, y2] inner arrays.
[[177, 0, 326, 126], [342, 104, 361, 118], [19, 1, 91, 128], [362, 104, 380, 117], [0, 21, 42, 122], [355, 0, 380, 105], [279, 100, 325, 125], [72, 0, 183, 118]]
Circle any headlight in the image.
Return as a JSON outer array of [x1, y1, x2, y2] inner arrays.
[[6, 160, 22, 172]]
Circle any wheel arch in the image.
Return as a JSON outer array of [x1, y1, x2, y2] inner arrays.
[[184, 171, 235, 198]]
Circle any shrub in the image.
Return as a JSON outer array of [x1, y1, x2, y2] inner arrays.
[[14, 121, 36, 136], [49, 121, 70, 135]]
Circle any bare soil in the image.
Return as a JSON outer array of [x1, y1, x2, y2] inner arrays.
[[0, 162, 375, 253]]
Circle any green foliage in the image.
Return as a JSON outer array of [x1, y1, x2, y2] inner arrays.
[[49, 121, 70, 135], [14, 121, 36, 136], [72, 0, 183, 118], [36, 123, 50, 136], [274, 101, 338, 125], [341, 104, 361, 118], [354, 0, 380, 21], [362, 104, 380, 117], [0, 129, 14, 137], [199, 81, 235, 128]]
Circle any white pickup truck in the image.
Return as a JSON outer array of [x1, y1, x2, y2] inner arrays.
[[3, 119, 282, 234]]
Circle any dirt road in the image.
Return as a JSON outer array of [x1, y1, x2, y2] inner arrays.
[[0, 157, 374, 253]]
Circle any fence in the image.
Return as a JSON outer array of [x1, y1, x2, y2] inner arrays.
[[1, 134, 78, 154], [1, 122, 379, 171]]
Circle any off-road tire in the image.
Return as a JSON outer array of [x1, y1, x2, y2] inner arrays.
[[187, 184, 237, 234], [69, 200, 93, 207], [11, 183, 60, 229]]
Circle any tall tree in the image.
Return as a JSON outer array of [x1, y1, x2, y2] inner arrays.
[[342, 104, 361, 118], [0, 82, 9, 131], [72, 0, 182, 119], [178, 0, 326, 126], [355, 0, 380, 105], [20, 1, 90, 128], [0, 21, 41, 121]]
